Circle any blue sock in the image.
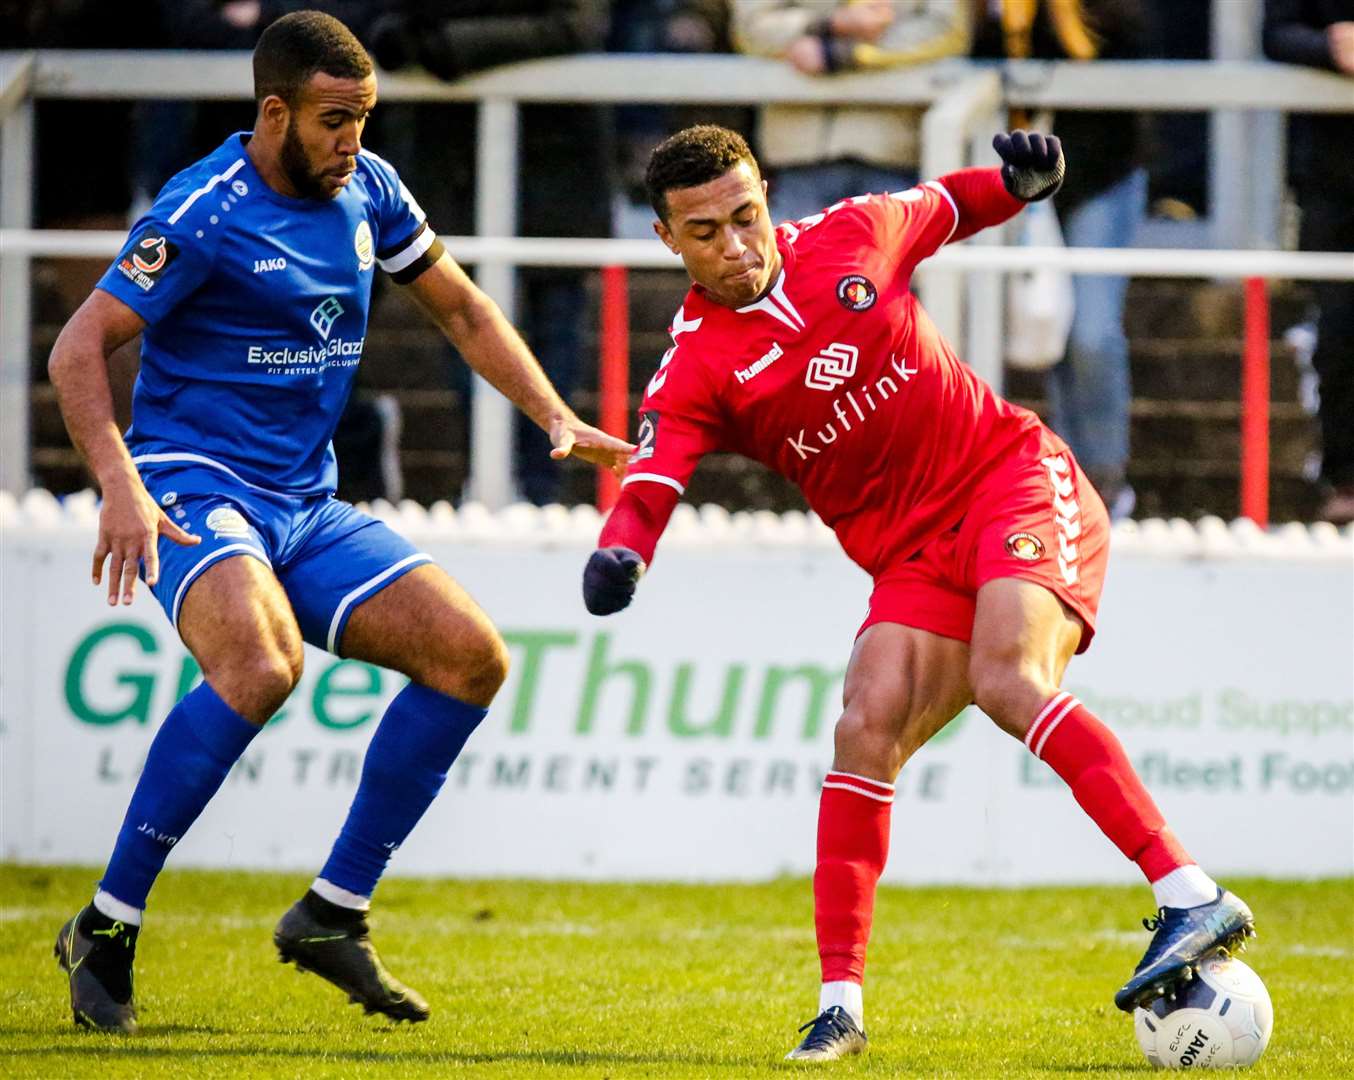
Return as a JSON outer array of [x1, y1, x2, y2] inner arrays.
[[100, 682, 261, 909], [318, 683, 486, 898]]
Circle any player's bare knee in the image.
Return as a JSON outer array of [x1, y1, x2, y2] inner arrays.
[[435, 630, 509, 707], [212, 638, 303, 723], [833, 705, 905, 779], [969, 654, 1051, 738], [214, 659, 299, 723]]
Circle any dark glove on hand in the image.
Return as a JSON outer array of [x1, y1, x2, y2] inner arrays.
[[583, 546, 646, 616], [993, 130, 1065, 202]]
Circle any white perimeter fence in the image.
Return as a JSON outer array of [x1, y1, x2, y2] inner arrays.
[[2, 48, 1354, 504], [2, 492, 1350, 883]]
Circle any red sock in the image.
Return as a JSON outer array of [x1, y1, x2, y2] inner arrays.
[[814, 771, 893, 984], [1026, 692, 1192, 882]]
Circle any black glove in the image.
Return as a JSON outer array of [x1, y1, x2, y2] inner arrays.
[[993, 130, 1065, 202], [583, 546, 646, 616]]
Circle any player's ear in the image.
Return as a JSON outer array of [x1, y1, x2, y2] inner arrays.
[[258, 94, 289, 134], [653, 218, 679, 255]]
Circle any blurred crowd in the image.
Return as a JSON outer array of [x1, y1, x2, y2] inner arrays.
[[4, 0, 1351, 523]]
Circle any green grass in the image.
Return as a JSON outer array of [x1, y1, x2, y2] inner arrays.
[[1, 868, 1350, 1078]]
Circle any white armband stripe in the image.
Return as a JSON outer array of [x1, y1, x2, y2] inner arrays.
[[621, 473, 685, 495], [378, 225, 436, 273]]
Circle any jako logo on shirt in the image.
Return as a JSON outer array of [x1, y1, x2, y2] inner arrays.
[[804, 342, 859, 391], [355, 220, 375, 270], [310, 297, 345, 340], [253, 256, 287, 273]]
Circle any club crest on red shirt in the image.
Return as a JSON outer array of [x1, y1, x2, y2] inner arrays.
[[836, 274, 877, 311]]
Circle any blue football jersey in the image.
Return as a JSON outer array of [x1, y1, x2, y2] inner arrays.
[[97, 132, 442, 496]]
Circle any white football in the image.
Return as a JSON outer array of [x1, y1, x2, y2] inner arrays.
[[1133, 955, 1273, 1069]]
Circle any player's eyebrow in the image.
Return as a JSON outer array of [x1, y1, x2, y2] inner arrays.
[[316, 101, 375, 120], [684, 201, 757, 228]]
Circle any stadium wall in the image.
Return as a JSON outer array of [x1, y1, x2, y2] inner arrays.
[[2, 494, 1351, 884]]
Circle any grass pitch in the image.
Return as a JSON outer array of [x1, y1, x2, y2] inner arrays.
[[1, 868, 1350, 1078]]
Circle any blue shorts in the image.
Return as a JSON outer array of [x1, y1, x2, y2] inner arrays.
[[138, 463, 431, 654]]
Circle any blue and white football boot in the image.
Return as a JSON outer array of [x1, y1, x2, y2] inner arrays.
[[1114, 888, 1255, 1011]]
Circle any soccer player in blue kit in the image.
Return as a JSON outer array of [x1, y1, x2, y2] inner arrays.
[[47, 11, 633, 1033]]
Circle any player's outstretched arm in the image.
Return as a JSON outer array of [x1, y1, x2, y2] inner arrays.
[[902, 130, 1065, 269], [48, 290, 200, 605], [403, 253, 635, 474], [582, 480, 682, 615]]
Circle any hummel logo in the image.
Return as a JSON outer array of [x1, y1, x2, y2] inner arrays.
[[804, 342, 859, 391], [736, 342, 783, 384]]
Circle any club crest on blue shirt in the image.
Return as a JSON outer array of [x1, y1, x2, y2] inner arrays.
[[205, 506, 252, 539], [117, 228, 178, 291], [354, 220, 374, 270]]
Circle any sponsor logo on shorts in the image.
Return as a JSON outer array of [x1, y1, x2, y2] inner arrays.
[[355, 220, 374, 270], [836, 274, 877, 312], [205, 506, 252, 539], [1005, 532, 1045, 561], [631, 411, 659, 462], [116, 228, 178, 291], [253, 256, 287, 274]]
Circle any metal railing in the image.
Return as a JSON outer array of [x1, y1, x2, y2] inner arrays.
[[2, 48, 1352, 505]]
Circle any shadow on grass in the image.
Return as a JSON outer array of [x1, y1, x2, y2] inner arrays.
[[0, 1045, 748, 1068]]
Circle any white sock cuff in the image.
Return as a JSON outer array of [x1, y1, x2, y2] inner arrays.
[[1150, 864, 1219, 910], [311, 877, 372, 911], [822, 771, 895, 804], [93, 889, 143, 925], [819, 980, 864, 1027], [1025, 692, 1080, 759]]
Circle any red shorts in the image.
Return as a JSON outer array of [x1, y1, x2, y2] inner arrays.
[[859, 432, 1110, 653]]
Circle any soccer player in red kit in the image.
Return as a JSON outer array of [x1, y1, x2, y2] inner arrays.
[[581, 126, 1256, 1061]]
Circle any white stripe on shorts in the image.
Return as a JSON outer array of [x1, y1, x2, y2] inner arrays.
[[325, 552, 433, 654]]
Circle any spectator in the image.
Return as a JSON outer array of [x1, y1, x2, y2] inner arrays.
[[972, 0, 1152, 520], [731, 1, 970, 223], [1139, 0, 1211, 221], [1264, 0, 1354, 526], [369, 0, 613, 506]]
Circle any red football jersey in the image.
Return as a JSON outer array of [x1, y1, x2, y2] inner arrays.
[[609, 168, 1049, 576]]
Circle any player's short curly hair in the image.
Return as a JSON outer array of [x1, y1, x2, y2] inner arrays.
[[253, 11, 373, 106], [645, 125, 761, 223]]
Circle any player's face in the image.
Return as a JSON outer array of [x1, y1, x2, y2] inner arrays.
[[655, 163, 779, 308], [280, 72, 378, 200]]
